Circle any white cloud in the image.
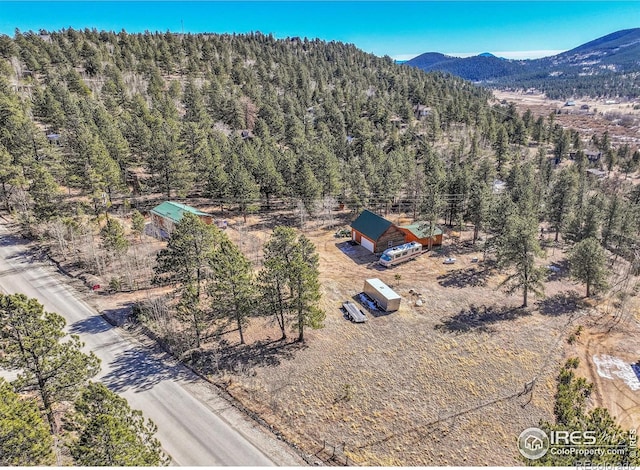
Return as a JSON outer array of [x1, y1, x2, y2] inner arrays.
[[392, 54, 422, 61]]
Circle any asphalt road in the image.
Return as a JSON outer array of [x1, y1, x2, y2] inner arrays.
[[0, 221, 286, 466]]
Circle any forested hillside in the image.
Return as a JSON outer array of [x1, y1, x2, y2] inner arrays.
[[0, 29, 496, 217]]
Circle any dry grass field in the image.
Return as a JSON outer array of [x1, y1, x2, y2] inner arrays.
[[179, 218, 608, 466], [35, 201, 639, 466]]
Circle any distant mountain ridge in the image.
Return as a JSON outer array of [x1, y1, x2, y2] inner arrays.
[[406, 28, 640, 99]]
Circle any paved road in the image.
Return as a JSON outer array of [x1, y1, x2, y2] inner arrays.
[[0, 221, 290, 466]]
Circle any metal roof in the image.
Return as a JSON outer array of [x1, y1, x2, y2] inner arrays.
[[150, 201, 209, 224], [399, 222, 443, 239], [365, 278, 401, 301], [350, 210, 393, 241]]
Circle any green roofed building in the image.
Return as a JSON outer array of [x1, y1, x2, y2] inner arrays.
[[349, 209, 406, 253], [150, 201, 212, 235], [398, 222, 443, 248]]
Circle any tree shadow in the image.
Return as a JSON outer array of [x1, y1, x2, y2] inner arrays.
[[0, 233, 46, 262], [69, 315, 113, 335], [437, 265, 495, 289], [187, 338, 305, 376], [546, 259, 570, 282], [101, 305, 133, 327], [435, 304, 531, 334], [446, 241, 483, 256], [0, 231, 29, 248], [537, 291, 581, 316], [101, 346, 195, 393]]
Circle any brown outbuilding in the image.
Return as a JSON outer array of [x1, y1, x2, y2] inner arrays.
[[349, 209, 406, 253], [398, 222, 443, 249]]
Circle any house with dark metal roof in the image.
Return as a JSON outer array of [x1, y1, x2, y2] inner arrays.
[[349, 210, 406, 253], [150, 201, 212, 236]]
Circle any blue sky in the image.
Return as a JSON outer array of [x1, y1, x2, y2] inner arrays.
[[0, 1, 638, 60]]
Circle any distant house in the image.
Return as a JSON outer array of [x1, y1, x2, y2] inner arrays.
[[565, 100, 576, 107], [350, 210, 406, 253], [150, 201, 213, 236], [46, 133, 61, 146], [398, 222, 443, 248], [585, 150, 602, 162], [414, 104, 431, 119]]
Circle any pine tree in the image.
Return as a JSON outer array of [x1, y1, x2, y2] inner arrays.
[[467, 180, 492, 245], [254, 150, 284, 209], [209, 235, 256, 345], [533, 359, 639, 467], [568, 237, 609, 297], [601, 194, 623, 249], [496, 214, 546, 307], [0, 379, 55, 466], [293, 158, 322, 213], [29, 166, 61, 221], [259, 226, 295, 340], [71, 382, 169, 466], [131, 209, 146, 240], [260, 227, 324, 342], [0, 293, 101, 432], [147, 113, 194, 198], [0, 143, 22, 211], [290, 233, 324, 342], [100, 217, 129, 256], [493, 125, 509, 174], [227, 156, 259, 222], [548, 168, 578, 242], [154, 213, 219, 347], [420, 149, 446, 248]]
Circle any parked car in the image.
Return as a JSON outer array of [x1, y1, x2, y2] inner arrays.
[[443, 257, 456, 264]]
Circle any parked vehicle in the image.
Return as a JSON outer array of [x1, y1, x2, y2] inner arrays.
[[334, 228, 352, 238], [379, 241, 422, 267], [443, 257, 456, 264]]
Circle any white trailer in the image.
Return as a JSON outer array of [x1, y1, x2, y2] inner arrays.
[[363, 278, 401, 312]]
